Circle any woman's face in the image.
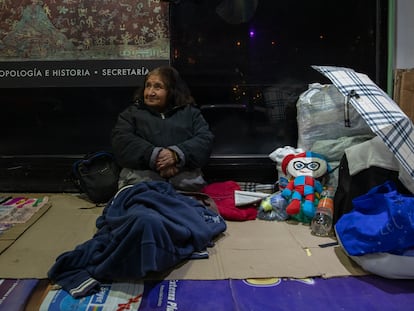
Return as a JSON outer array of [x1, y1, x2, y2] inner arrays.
[[143, 74, 168, 111]]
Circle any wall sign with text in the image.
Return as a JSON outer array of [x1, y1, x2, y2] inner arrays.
[[0, 0, 170, 87]]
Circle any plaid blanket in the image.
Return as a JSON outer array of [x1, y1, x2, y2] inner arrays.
[[237, 182, 276, 193]]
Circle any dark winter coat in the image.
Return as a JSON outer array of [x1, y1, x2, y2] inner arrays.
[[111, 102, 214, 170]]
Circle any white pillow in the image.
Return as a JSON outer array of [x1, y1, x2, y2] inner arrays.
[[336, 227, 414, 279]]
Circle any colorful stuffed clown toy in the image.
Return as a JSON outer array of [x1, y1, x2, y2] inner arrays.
[[280, 151, 330, 222]]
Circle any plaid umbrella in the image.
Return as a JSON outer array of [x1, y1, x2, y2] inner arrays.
[[312, 65, 414, 180]]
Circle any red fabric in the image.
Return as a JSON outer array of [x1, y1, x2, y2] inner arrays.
[[202, 181, 258, 221]]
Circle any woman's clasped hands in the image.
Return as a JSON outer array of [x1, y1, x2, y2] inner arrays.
[[156, 148, 179, 178]]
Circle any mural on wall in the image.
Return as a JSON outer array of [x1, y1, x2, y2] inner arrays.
[[0, 0, 170, 87]]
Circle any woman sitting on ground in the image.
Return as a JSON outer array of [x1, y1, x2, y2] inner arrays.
[[111, 66, 214, 191]]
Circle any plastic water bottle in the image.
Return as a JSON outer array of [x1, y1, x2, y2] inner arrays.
[[311, 187, 335, 236]]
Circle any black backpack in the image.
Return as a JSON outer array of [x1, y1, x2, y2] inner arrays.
[[72, 151, 120, 204]]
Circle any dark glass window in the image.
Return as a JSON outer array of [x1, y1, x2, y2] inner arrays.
[[0, 0, 390, 189], [170, 0, 389, 155], [0, 0, 388, 157]]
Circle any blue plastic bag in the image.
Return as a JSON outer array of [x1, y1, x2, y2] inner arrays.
[[335, 180, 414, 256]]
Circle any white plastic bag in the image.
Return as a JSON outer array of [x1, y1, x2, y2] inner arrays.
[[297, 83, 373, 150]]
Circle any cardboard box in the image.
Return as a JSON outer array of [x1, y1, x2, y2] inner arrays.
[[394, 68, 414, 122]]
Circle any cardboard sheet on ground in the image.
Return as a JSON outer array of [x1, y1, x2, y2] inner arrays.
[[0, 193, 100, 279], [0, 193, 366, 279]]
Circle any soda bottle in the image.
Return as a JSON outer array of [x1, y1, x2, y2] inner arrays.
[[311, 187, 335, 236]]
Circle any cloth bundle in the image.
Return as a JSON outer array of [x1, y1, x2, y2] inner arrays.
[[202, 181, 258, 221], [48, 181, 226, 298]]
